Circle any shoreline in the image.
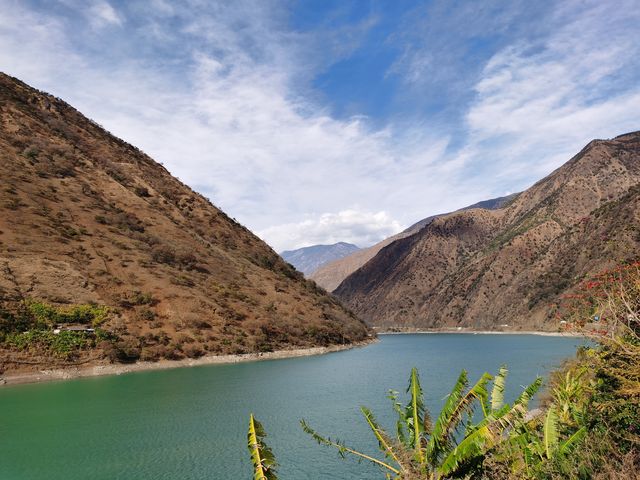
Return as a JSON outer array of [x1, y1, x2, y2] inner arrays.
[[376, 329, 586, 337], [0, 339, 376, 388], [0, 330, 586, 387]]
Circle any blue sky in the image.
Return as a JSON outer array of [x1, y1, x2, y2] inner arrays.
[[1, 0, 639, 251]]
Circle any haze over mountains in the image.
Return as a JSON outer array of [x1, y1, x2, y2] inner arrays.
[[334, 132, 640, 330], [0, 73, 369, 372], [310, 194, 517, 291], [281, 242, 360, 276]]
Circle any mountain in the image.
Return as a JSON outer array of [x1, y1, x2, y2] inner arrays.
[[309, 194, 517, 291], [335, 132, 640, 330], [0, 73, 370, 372], [281, 242, 360, 276]]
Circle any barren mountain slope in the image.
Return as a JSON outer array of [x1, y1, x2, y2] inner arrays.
[[281, 242, 360, 276], [0, 73, 369, 372], [310, 194, 516, 291], [335, 132, 640, 330]]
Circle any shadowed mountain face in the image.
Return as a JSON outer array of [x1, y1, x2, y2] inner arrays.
[[309, 194, 517, 291], [0, 73, 370, 370], [281, 242, 360, 276], [335, 132, 640, 330]]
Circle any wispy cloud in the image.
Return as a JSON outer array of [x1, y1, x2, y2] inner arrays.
[[0, 0, 462, 251], [88, 1, 123, 28], [0, 0, 638, 252], [386, 0, 548, 116], [464, 0, 640, 182]]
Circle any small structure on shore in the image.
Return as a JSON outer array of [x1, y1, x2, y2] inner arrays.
[[52, 325, 95, 334]]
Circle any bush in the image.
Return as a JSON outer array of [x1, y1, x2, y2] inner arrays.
[[151, 245, 176, 264], [4, 330, 91, 360], [134, 186, 150, 197], [183, 344, 204, 358], [0, 307, 31, 334], [118, 291, 156, 308], [114, 212, 145, 233], [25, 300, 109, 328], [137, 308, 156, 321], [111, 336, 141, 363]]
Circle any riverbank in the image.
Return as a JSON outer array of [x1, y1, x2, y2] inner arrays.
[[0, 339, 376, 387], [377, 329, 586, 337]]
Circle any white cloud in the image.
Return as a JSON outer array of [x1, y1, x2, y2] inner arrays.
[[0, 1, 461, 251], [81, 1, 123, 29], [0, 0, 638, 253], [258, 209, 402, 252], [465, 0, 640, 180]]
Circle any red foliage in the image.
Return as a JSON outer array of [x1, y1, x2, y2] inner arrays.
[[556, 260, 640, 336]]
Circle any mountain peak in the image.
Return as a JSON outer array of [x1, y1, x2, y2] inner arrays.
[[281, 242, 361, 276], [334, 133, 640, 330], [0, 74, 370, 373], [309, 194, 517, 292]]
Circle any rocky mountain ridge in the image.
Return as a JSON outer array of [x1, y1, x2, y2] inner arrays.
[[0, 73, 369, 373], [281, 242, 360, 276], [334, 132, 640, 330], [310, 194, 516, 291]]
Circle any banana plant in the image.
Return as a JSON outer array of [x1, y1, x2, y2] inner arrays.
[[539, 406, 587, 460], [438, 367, 542, 476], [248, 414, 278, 480], [498, 404, 587, 477], [552, 368, 589, 427], [301, 367, 541, 479], [496, 365, 591, 478]]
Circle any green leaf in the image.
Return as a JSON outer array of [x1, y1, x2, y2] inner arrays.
[[439, 398, 528, 476], [426, 371, 491, 465], [387, 390, 408, 447], [558, 426, 587, 457], [300, 419, 401, 475], [439, 422, 495, 475], [361, 406, 407, 474], [491, 365, 508, 414], [248, 414, 278, 480], [543, 405, 559, 459], [514, 377, 543, 409], [406, 367, 427, 463]]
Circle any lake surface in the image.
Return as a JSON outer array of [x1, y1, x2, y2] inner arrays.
[[0, 334, 587, 480]]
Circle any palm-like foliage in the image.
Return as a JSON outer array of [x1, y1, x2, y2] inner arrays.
[[439, 370, 543, 476], [301, 367, 541, 479], [552, 369, 589, 427], [497, 403, 587, 477], [248, 414, 278, 480], [489, 365, 508, 413]]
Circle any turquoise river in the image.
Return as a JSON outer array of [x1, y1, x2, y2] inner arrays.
[[0, 333, 588, 479]]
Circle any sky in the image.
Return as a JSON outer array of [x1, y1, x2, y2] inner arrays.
[[1, 0, 639, 252]]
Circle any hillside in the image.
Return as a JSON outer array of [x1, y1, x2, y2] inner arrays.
[[281, 242, 360, 276], [335, 132, 640, 330], [0, 73, 370, 373], [310, 194, 516, 291]]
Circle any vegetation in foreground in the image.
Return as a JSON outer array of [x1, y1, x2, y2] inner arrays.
[[247, 263, 640, 479]]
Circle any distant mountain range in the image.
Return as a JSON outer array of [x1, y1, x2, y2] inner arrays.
[[0, 73, 370, 373], [309, 194, 517, 291], [281, 242, 360, 275], [334, 131, 640, 330]]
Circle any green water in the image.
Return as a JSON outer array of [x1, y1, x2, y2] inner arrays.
[[0, 334, 587, 479]]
